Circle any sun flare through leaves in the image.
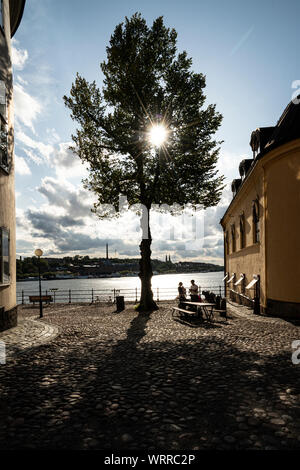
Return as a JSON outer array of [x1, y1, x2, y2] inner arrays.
[[148, 124, 168, 148]]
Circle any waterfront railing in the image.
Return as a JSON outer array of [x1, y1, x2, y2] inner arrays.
[[17, 285, 225, 305]]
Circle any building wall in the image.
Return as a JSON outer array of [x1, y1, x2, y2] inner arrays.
[[263, 139, 300, 317], [0, 0, 17, 330], [222, 164, 266, 311], [222, 138, 300, 318]]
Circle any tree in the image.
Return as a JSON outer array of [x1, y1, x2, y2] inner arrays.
[[63, 256, 73, 265], [64, 13, 224, 312]]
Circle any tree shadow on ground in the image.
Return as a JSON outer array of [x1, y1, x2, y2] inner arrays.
[[173, 317, 223, 329], [0, 308, 300, 451]]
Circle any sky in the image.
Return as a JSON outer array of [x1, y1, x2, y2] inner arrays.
[[12, 0, 300, 264]]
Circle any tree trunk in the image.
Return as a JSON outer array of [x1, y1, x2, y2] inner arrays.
[[136, 205, 158, 312]]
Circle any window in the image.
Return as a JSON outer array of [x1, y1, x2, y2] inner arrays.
[[0, 0, 3, 33], [253, 200, 260, 243], [225, 231, 229, 255], [0, 227, 10, 285], [239, 213, 245, 249], [0, 80, 9, 173], [0, 118, 8, 173], [231, 224, 236, 253], [0, 80, 6, 119]]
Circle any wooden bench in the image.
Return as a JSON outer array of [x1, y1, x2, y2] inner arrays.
[[214, 309, 227, 319], [29, 295, 53, 305], [172, 306, 198, 320]]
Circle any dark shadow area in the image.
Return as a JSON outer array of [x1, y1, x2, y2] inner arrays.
[[285, 319, 300, 327], [116, 310, 152, 345], [173, 317, 223, 329], [0, 308, 299, 451]]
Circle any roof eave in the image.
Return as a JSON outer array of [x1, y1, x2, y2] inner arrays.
[[10, 0, 26, 38], [220, 136, 300, 226]]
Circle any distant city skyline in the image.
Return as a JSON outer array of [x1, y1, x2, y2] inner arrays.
[[12, 0, 300, 263]]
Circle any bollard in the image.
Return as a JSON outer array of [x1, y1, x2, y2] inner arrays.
[[116, 296, 125, 312], [220, 298, 227, 317]]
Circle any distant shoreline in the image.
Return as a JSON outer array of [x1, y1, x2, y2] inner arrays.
[[17, 269, 224, 282]]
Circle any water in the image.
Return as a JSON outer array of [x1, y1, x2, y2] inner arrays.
[[17, 271, 224, 303]]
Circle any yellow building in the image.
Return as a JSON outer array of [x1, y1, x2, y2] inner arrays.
[[0, 0, 25, 331], [220, 99, 300, 318]]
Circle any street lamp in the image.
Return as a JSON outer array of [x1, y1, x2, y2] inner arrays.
[[34, 248, 43, 318]]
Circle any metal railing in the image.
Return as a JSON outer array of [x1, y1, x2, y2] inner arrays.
[[229, 287, 260, 314], [17, 285, 225, 305]]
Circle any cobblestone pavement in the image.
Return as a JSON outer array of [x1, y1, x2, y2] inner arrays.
[[0, 302, 299, 450], [0, 319, 59, 358]]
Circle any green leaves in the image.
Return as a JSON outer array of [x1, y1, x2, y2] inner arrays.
[[63, 12, 224, 214]]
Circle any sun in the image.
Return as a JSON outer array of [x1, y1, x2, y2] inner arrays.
[[148, 124, 168, 147]]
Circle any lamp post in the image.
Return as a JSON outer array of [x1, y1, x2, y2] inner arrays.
[[34, 248, 43, 318]]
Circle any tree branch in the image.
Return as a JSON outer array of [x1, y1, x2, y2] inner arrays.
[[85, 110, 132, 155]]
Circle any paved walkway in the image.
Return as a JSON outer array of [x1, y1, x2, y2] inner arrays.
[[228, 300, 299, 325], [0, 318, 59, 358], [0, 302, 299, 450]]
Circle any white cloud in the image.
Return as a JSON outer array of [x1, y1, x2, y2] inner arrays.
[[15, 154, 31, 175], [46, 128, 61, 143], [11, 39, 28, 70], [16, 171, 227, 263], [11, 43, 43, 133], [15, 128, 88, 181], [16, 75, 28, 86], [16, 130, 53, 161], [50, 142, 89, 179], [217, 149, 250, 183], [21, 147, 44, 165], [14, 84, 42, 133]]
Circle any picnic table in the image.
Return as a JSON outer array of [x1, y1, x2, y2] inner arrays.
[[172, 301, 215, 322], [183, 301, 215, 322]]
